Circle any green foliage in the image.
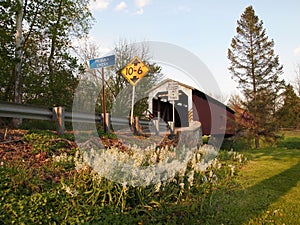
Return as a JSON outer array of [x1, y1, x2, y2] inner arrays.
[[278, 136, 300, 149], [103, 40, 162, 115], [276, 84, 300, 129], [202, 135, 210, 144], [21, 119, 57, 130], [220, 138, 235, 151], [0, 163, 44, 197], [0, 1, 93, 109], [97, 128, 117, 139], [23, 130, 75, 155], [0, 1, 15, 101]]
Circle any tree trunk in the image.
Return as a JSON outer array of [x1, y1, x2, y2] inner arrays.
[[12, 0, 24, 128], [48, 0, 63, 106], [254, 133, 260, 149], [250, 30, 260, 149]]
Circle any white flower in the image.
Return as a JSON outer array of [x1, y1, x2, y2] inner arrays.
[[197, 160, 209, 172], [187, 170, 194, 187], [202, 175, 208, 183], [179, 182, 185, 190], [122, 182, 128, 192], [154, 182, 161, 192], [61, 183, 78, 197], [228, 164, 235, 176], [211, 174, 218, 185], [76, 142, 194, 187], [52, 152, 73, 163], [211, 158, 220, 169]]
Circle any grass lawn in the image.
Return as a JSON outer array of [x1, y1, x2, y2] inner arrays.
[[205, 131, 300, 224]]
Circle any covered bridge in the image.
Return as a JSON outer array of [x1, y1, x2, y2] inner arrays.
[[147, 79, 235, 137]]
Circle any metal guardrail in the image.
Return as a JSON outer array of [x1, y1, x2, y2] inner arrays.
[[0, 101, 169, 134], [0, 101, 53, 121], [65, 111, 102, 123], [110, 116, 129, 126], [0, 101, 102, 124]]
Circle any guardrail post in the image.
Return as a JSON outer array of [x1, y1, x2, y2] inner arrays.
[[134, 116, 141, 135], [102, 113, 111, 134], [106, 113, 110, 134], [53, 106, 65, 135], [168, 121, 175, 136], [156, 112, 161, 135], [154, 119, 160, 135]]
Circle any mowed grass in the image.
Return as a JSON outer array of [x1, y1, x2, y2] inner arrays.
[[205, 130, 300, 224]]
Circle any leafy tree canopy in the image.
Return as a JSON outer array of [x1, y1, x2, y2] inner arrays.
[[0, 0, 93, 110]]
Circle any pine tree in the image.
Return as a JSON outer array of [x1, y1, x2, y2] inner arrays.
[[276, 84, 300, 129], [228, 6, 285, 148]]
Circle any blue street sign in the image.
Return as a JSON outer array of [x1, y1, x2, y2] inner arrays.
[[89, 55, 115, 69]]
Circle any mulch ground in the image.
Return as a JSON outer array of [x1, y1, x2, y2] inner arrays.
[[0, 128, 177, 167]]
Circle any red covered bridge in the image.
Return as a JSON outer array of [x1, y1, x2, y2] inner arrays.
[[147, 79, 235, 137]]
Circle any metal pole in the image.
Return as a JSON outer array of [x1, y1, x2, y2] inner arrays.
[[130, 85, 135, 127], [102, 67, 107, 133], [172, 100, 175, 133], [172, 100, 175, 124]]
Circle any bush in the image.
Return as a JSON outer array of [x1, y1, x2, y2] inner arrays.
[[21, 119, 56, 130]]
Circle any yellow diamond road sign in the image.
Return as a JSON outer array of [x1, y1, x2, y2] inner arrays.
[[121, 56, 149, 86]]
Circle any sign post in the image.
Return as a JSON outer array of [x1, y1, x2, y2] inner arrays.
[[89, 55, 115, 133], [101, 67, 107, 133], [168, 81, 179, 133], [130, 86, 136, 126], [121, 56, 149, 128]]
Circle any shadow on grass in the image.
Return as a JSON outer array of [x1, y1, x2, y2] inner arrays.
[[213, 162, 300, 224], [277, 137, 300, 149], [251, 148, 300, 161]]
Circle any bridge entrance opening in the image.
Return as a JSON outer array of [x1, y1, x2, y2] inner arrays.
[[152, 90, 189, 127]]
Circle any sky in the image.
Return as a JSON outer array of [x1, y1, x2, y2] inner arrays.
[[86, 0, 300, 101]]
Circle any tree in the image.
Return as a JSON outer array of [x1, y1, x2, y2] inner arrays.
[[105, 39, 162, 110], [13, 0, 23, 106], [75, 39, 163, 116], [294, 65, 300, 96], [227, 94, 254, 148], [276, 84, 300, 129], [228, 6, 285, 148], [0, 0, 93, 127], [0, 0, 16, 101]]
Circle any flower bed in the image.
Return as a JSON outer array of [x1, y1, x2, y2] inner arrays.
[[0, 129, 247, 224]]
